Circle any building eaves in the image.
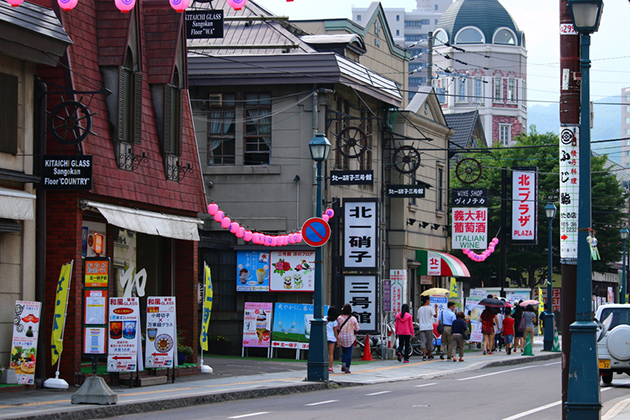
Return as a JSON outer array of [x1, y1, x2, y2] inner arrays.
[[445, 110, 482, 150]]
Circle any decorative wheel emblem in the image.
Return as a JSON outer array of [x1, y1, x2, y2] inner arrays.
[[455, 158, 482, 184], [336, 126, 369, 158], [392, 145, 421, 174], [49, 100, 94, 145]]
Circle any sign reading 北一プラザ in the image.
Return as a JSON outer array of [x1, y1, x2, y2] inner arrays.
[[42, 155, 92, 190]]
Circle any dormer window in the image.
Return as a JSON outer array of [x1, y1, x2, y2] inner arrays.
[[116, 48, 143, 170], [455, 27, 484, 44], [493, 28, 517, 45], [433, 29, 448, 46]]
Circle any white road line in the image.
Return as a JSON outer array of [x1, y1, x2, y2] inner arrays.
[[305, 400, 338, 406], [366, 391, 392, 396], [544, 361, 561, 366], [501, 388, 613, 420], [228, 412, 270, 419], [415, 383, 437, 388], [603, 397, 630, 420], [457, 365, 534, 381]]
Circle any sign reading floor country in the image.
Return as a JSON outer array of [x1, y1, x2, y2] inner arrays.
[[451, 188, 488, 207], [107, 297, 140, 372], [145, 296, 176, 369], [42, 155, 92, 190], [452, 207, 488, 250]]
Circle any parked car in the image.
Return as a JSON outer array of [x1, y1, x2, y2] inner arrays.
[[595, 304, 630, 384]]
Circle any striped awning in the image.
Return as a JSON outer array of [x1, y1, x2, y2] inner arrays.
[[416, 250, 470, 278]]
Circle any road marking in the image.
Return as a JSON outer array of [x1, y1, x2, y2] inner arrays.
[[458, 365, 534, 381], [603, 396, 630, 420], [501, 388, 613, 420], [366, 391, 392, 396], [544, 361, 561, 366], [305, 400, 338, 406], [415, 383, 437, 388], [228, 412, 270, 419]]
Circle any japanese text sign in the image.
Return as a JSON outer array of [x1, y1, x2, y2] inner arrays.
[[269, 250, 315, 292], [559, 126, 579, 260], [10, 301, 41, 385], [107, 297, 140, 372], [344, 275, 377, 332], [452, 207, 488, 250], [236, 251, 270, 292], [389, 270, 407, 315], [242, 302, 273, 348], [145, 296, 176, 369], [343, 198, 378, 269], [451, 188, 488, 207], [512, 168, 538, 243]]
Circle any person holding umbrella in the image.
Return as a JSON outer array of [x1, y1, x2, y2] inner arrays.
[[478, 296, 502, 355]]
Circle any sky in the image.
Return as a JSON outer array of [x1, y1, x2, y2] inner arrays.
[[254, 0, 630, 106]]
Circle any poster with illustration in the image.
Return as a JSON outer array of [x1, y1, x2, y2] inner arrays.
[[242, 302, 273, 348], [145, 296, 176, 368], [271, 303, 328, 350], [107, 297, 140, 372], [269, 251, 315, 292], [10, 301, 41, 385], [236, 250, 269, 292], [465, 296, 484, 343]]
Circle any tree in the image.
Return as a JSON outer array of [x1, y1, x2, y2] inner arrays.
[[450, 130, 628, 292]]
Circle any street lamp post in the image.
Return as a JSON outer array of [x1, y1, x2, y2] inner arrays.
[[544, 203, 557, 351], [566, 0, 604, 418], [620, 227, 629, 304], [307, 133, 331, 382]]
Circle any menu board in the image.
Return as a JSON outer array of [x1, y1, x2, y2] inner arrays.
[[107, 297, 140, 372], [10, 301, 41, 385], [145, 296, 176, 368], [242, 302, 272, 348]]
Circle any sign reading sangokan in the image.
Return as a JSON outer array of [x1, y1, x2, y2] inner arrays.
[[42, 155, 92, 190], [185, 10, 224, 39]]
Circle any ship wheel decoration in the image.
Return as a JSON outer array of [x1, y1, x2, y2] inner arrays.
[[392, 145, 421, 174], [336, 126, 369, 158], [48, 100, 95, 145], [455, 157, 483, 184]]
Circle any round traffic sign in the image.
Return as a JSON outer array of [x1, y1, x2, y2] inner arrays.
[[301, 217, 331, 247]]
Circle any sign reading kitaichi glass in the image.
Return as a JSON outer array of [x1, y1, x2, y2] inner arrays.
[[42, 155, 92, 190], [343, 198, 378, 270], [185, 10, 224, 39]]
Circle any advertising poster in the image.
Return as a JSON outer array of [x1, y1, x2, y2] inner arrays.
[[85, 290, 107, 325], [84, 327, 106, 354], [107, 297, 140, 372], [10, 301, 41, 385], [269, 250, 315, 292], [431, 296, 448, 319], [242, 302, 273, 348], [236, 250, 270, 292], [465, 296, 484, 343], [145, 296, 176, 368], [271, 303, 328, 350], [390, 270, 407, 315], [85, 258, 109, 288]]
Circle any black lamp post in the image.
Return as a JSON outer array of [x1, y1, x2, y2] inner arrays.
[[620, 227, 629, 304], [543, 202, 556, 351], [565, 0, 604, 418], [307, 133, 331, 382]]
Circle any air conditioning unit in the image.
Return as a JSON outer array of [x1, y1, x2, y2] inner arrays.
[[209, 93, 223, 107]]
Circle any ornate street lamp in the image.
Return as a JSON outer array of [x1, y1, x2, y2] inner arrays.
[[307, 133, 331, 382], [620, 227, 629, 304], [566, 0, 604, 418], [543, 203, 557, 351]]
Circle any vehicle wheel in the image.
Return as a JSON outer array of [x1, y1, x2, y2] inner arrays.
[[601, 371, 613, 384]]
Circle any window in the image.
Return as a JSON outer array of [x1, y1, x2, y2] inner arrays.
[[474, 79, 483, 102], [437, 167, 444, 211], [396, 15, 400, 21], [433, 29, 448, 45], [494, 77, 503, 101], [457, 78, 467, 102], [499, 124, 511, 145], [163, 68, 183, 158], [434, 4, 438, 10], [356, 14, 361, 22], [335, 98, 350, 170], [116, 50, 143, 170], [244, 93, 271, 165], [436, 87, 446, 104], [207, 93, 236, 165], [626, 106, 630, 112], [507, 78, 516, 101], [201, 248, 236, 312], [626, 117, 630, 124], [493, 28, 516, 45], [396, 30, 400, 36], [0, 72, 18, 155], [626, 129, 630, 135], [455, 27, 484, 44]]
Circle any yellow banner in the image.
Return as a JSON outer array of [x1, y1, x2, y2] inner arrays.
[[51, 261, 73, 366], [450, 277, 458, 298], [200, 264, 213, 351], [538, 287, 544, 334]]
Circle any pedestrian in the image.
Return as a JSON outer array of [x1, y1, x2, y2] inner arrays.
[[336, 303, 359, 374], [494, 308, 505, 352], [513, 303, 524, 352], [502, 308, 515, 355], [450, 311, 467, 362], [325, 306, 339, 372], [480, 306, 498, 354], [416, 295, 437, 361], [522, 305, 538, 353], [395, 303, 414, 363], [440, 301, 457, 360]]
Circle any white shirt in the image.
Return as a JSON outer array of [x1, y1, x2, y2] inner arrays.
[[417, 305, 437, 331]]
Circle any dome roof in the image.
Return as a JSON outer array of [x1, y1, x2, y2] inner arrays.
[[435, 0, 523, 46]]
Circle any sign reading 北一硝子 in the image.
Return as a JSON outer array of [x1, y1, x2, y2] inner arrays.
[[185, 10, 224, 39], [42, 155, 92, 190]]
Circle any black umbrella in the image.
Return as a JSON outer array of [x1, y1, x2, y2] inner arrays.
[[478, 298, 506, 308]]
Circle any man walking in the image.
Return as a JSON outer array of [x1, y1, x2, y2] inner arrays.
[[417, 296, 437, 360], [440, 301, 457, 360]]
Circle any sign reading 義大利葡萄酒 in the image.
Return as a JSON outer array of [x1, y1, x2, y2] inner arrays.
[[451, 207, 488, 250]]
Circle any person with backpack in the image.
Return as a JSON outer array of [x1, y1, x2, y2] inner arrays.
[[336, 303, 360, 374], [395, 303, 414, 363]]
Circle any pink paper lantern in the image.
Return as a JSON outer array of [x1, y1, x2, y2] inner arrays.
[[208, 203, 219, 216], [221, 217, 231, 229], [6, 0, 24, 6], [226, 0, 247, 10], [295, 232, 302, 243], [325, 208, 334, 218], [243, 230, 253, 242], [58, 0, 78, 11], [169, 0, 189, 12], [322, 214, 329, 222], [213, 210, 224, 223], [270, 236, 277, 247], [230, 221, 240, 233], [114, 0, 135, 12], [236, 227, 245, 238]]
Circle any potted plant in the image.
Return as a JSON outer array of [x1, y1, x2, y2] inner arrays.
[[207, 334, 231, 355], [177, 332, 193, 365]]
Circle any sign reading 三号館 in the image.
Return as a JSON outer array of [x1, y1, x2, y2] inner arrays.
[[145, 296, 176, 369], [343, 198, 378, 270], [107, 297, 140, 372], [344, 275, 377, 332], [451, 207, 488, 250], [511, 168, 538, 243]]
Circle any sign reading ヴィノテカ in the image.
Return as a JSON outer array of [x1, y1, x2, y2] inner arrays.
[[145, 297, 176, 368], [107, 297, 140, 372]]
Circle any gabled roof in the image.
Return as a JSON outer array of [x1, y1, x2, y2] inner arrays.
[[444, 110, 485, 151], [406, 86, 448, 127]]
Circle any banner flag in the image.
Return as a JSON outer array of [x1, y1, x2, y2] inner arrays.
[[51, 261, 73, 366], [538, 287, 544, 334], [450, 277, 458, 298], [200, 263, 213, 351]]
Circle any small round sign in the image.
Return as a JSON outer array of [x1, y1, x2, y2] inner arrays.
[[301, 217, 331, 247]]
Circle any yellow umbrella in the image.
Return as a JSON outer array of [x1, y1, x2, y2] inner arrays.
[[421, 287, 450, 296]]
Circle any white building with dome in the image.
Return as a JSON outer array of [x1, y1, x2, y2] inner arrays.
[[432, 0, 527, 146]]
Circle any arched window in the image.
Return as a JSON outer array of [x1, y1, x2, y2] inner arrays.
[[493, 28, 517, 45], [433, 29, 448, 45], [521, 33, 526, 48], [455, 27, 484, 44]]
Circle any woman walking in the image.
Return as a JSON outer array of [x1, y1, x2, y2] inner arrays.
[[395, 303, 414, 363], [513, 304, 524, 352], [325, 306, 339, 372], [522, 305, 538, 354], [450, 311, 467, 362], [336, 303, 360, 374], [480, 306, 498, 355]]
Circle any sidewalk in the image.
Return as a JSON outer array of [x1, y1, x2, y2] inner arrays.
[[0, 338, 603, 420]]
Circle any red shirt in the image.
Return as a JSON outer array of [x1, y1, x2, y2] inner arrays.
[[503, 317, 515, 335]]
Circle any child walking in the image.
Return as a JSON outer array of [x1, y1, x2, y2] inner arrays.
[[502, 308, 515, 355]]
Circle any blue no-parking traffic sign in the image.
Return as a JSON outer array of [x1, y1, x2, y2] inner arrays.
[[301, 217, 331, 247]]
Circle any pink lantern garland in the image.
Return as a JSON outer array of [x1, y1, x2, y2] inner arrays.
[[6, 0, 24, 6], [462, 237, 499, 262], [114, 0, 135, 13], [226, 0, 246, 10], [58, 0, 78, 11], [169, 0, 189, 12]]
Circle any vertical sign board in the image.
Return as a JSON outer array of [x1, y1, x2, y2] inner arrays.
[[145, 297, 176, 368], [242, 302, 273, 348], [343, 198, 378, 270], [512, 168, 538, 244], [452, 207, 488, 250], [389, 270, 408, 315], [83, 258, 109, 356], [107, 297, 140, 372], [344, 275, 377, 332], [10, 301, 41, 384], [559, 126, 579, 260]]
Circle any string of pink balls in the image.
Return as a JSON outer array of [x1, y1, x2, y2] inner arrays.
[[462, 237, 499, 262], [207, 203, 335, 247]]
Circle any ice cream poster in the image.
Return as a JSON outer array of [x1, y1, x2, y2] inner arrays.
[[145, 296, 176, 368], [107, 297, 140, 372], [269, 251, 315, 292], [271, 303, 328, 350], [10, 301, 41, 385], [242, 302, 273, 348], [236, 251, 270, 292], [465, 296, 484, 343]]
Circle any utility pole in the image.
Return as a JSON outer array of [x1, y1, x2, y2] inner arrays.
[[559, 1, 581, 418]]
